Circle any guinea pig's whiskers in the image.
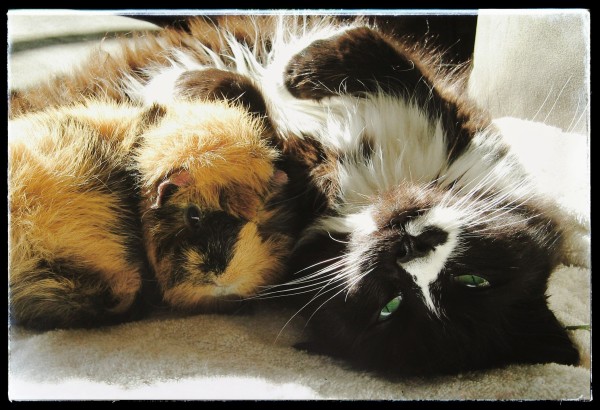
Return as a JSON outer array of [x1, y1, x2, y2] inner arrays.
[[174, 227, 186, 238]]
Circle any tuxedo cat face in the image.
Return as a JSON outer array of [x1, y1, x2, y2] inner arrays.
[[284, 182, 577, 375]]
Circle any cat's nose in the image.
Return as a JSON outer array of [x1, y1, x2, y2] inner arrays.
[[396, 227, 448, 263]]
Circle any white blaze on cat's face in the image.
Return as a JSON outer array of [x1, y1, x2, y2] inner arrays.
[[398, 206, 464, 316], [340, 203, 464, 317]]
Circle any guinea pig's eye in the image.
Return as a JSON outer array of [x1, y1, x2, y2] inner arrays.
[[453, 274, 490, 289], [184, 205, 202, 229], [377, 294, 403, 322]]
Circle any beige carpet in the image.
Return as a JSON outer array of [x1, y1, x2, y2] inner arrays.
[[7, 10, 591, 401]]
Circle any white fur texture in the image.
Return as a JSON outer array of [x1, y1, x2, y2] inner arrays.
[[400, 206, 464, 315]]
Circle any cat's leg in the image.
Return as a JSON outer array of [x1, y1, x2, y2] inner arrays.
[[282, 26, 487, 162], [173, 67, 281, 150], [284, 25, 591, 270], [175, 69, 270, 119], [285, 28, 415, 100], [284, 27, 434, 101]]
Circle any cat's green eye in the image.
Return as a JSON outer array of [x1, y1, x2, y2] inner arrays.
[[378, 295, 402, 322], [454, 274, 490, 288]]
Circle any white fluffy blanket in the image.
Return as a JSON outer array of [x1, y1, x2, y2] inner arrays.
[[8, 10, 591, 401]]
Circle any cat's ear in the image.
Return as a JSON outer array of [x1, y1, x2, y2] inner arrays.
[[511, 302, 580, 366], [271, 169, 288, 187], [153, 170, 192, 208]]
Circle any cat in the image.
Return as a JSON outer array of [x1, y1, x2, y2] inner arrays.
[[257, 22, 584, 375], [9, 14, 585, 375], [9, 95, 302, 329]]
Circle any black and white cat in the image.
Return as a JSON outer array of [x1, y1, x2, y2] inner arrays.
[[273, 23, 584, 375], [121, 16, 583, 375]]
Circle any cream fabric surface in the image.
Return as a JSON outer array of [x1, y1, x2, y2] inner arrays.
[[469, 10, 590, 136], [7, 10, 591, 401]]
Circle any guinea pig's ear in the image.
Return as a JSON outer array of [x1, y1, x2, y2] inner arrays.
[[153, 170, 192, 208], [271, 169, 288, 187]]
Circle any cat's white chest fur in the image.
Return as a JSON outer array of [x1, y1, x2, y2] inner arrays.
[[321, 95, 449, 211]]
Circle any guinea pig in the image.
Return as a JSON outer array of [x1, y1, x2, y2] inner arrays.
[[9, 97, 295, 329]]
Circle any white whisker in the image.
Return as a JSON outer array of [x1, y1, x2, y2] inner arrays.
[[567, 97, 590, 134], [328, 232, 350, 244], [542, 75, 573, 125], [468, 212, 543, 234], [273, 271, 353, 342], [530, 83, 555, 124], [305, 268, 374, 326]]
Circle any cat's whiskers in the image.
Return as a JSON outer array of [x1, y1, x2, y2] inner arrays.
[[457, 162, 514, 200], [288, 258, 347, 282], [278, 245, 375, 320], [288, 255, 346, 277], [308, 266, 355, 302], [305, 267, 374, 326], [460, 196, 531, 231], [296, 263, 373, 326], [344, 268, 372, 303], [468, 212, 543, 235], [542, 74, 573, 126], [460, 188, 530, 227], [443, 160, 533, 223], [527, 75, 588, 135], [460, 200, 535, 232], [249, 268, 345, 300], [250, 255, 349, 299], [328, 232, 350, 244], [530, 83, 556, 125], [249, 277, 341, 300], [440, 165, 501, 210], [274, 255, 365, 341], [566, 97, 590, 134], [464, 177, 533, 222], [337, 76, 351, 94]]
